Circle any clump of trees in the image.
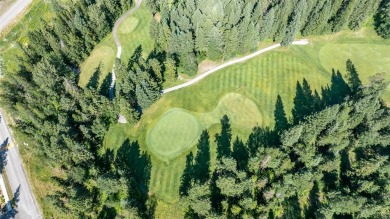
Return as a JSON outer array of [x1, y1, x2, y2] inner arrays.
[[180, 63, 390, 218], [375, 0, 390, 38], [146, 0, 382, 75]]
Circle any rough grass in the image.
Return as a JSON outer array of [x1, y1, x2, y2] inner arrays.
[[0, 0, 53, 73], [78, 3, 154, 87]]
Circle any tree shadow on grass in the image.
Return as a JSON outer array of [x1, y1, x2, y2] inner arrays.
[[116, 139, 154, 217], [86, 62, 103, 90]]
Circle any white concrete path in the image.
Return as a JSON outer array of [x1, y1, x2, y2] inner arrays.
[[0, 0, 32, 34], [162, 39, 310, 94]]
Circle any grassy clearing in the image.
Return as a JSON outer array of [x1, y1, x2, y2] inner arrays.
[[78, 3, 154, 87]]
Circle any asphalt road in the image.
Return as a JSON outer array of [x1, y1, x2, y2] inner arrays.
[[162, 39, 310, 94], [0, 111, 41, 219], [0, 0, 32, 33]]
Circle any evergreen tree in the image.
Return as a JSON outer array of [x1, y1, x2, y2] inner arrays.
[[232, 137, 249, 171], [329, 69, 351, 105], [274, 95, 289, 134], [375, 0, 390, 39], [292, 79, 314, 124], [215, 115, 232, 159], [345, 59, 362, 94], [193, 130, 211, 184], [180, 152, 194, 197]]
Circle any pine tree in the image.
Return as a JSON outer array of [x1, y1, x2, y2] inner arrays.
[[274, 95, 289, 134], [215, 115, 232, 159], [375, 0, 390, 39], [193, 130, 211, 184], [180, 152, 194, 196], [232, 137, 249, 171], [345, 59, 362, 94], [329, 70, 351, 105]]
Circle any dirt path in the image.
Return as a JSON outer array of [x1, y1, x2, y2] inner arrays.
[[162, 39, 310, 94]]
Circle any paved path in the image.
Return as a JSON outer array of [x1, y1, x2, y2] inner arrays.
[[0, 111, 41, 219], [0, 0, 32, 34], [162, 39, 310, 94], [109, 0, 142, 99]]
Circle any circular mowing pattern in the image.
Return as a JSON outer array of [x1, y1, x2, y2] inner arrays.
[[147, 109, 200, 160]]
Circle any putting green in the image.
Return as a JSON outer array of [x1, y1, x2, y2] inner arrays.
[[147, 109, 200, 160]]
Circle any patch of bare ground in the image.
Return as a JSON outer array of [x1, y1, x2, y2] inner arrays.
[[154, 12, 161, 22], [197, 60, 220, 74]]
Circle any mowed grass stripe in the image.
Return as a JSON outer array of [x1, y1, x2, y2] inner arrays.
[[150, 162, 163, 195]]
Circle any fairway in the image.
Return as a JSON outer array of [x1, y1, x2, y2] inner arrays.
[[147, 109, 200, 160]]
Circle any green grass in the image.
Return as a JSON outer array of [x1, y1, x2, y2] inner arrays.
[[103, 25, 390, 217], [147, 109, 201, 161], [78, 3, 154, 87], [0, 0, 53, 73]]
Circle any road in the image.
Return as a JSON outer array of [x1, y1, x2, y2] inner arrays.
[[162, 39, 310, 94], [109, 0, 142, 99], [0, 0, 32, 33], [0, 111, 41, 219]]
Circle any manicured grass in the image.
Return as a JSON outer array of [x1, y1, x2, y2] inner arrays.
[[147, 109, 201, 161], [102, 25, 390, 217], [78, 3, 154, 87]]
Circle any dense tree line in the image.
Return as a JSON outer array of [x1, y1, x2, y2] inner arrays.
[[146, 0, 382, 75], [180, 64, 390, 218], [0, 0, 159, 217]]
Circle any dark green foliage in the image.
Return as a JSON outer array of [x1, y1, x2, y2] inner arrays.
[[274, 95, 289, 134], [86, 63, 102, 90], [329, 69, 351, 104], [346, 59, 363, 94], [99, 72, 112, 98], [215, 115, 232, 159], [292, 79, 315, 124], [192, 130, 211, 184], [375, 0, 390, 38], [283, 194, 302, 219], [180, 152, 194, 197], [232, 137, 249, 171], [305, 181, 320, 218]]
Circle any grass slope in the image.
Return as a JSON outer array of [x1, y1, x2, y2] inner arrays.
[[78, 3, 154, 87]]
